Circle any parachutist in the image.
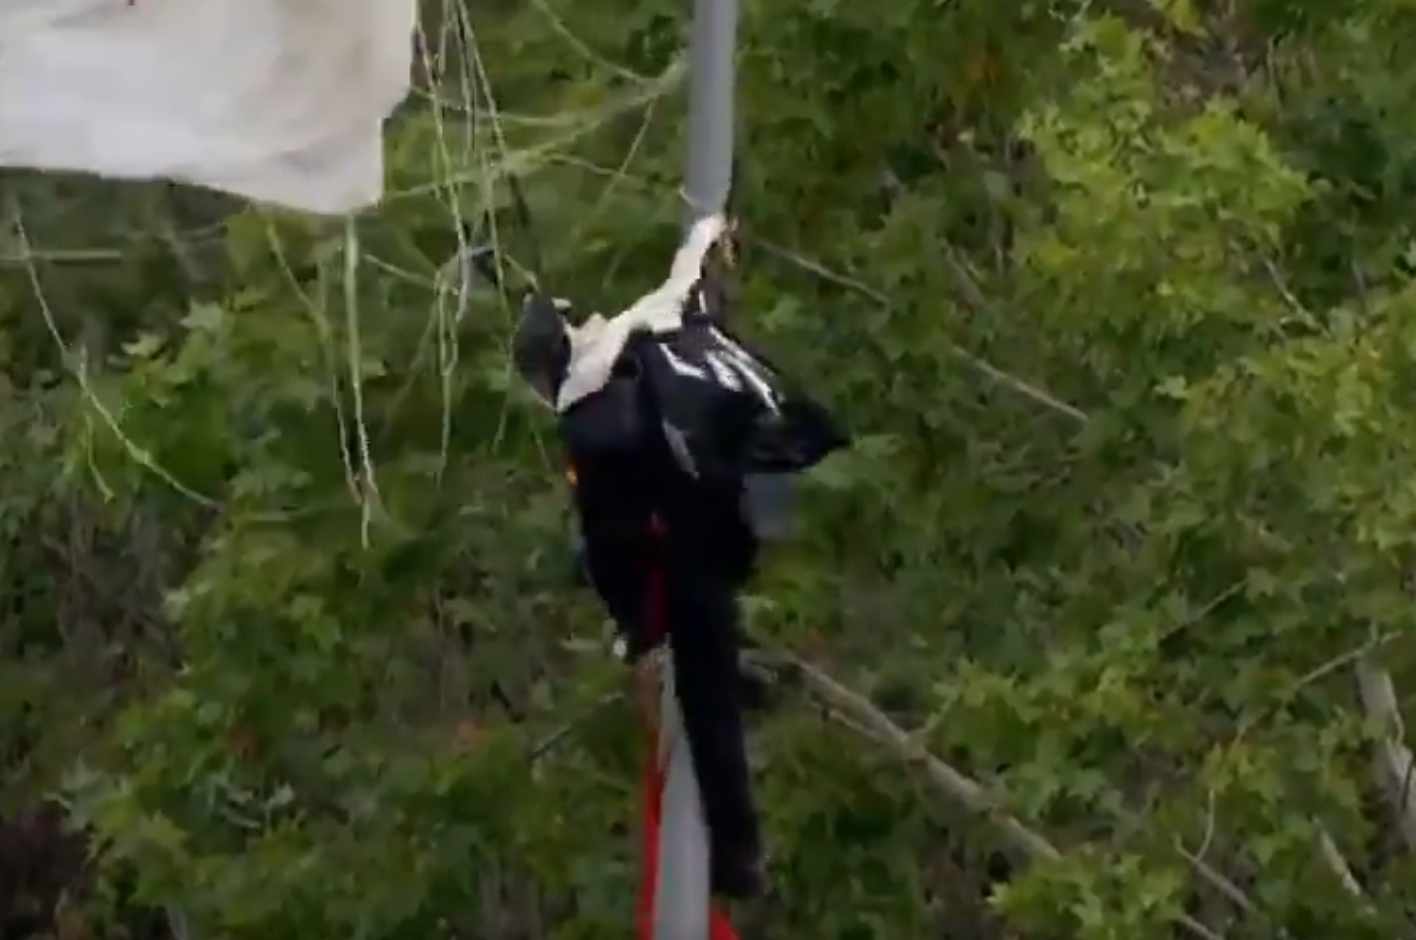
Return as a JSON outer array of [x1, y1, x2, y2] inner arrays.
[[513, 220, 846, 899]]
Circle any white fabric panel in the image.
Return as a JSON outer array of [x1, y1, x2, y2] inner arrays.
[[557, 214, 727, 411], [653, 653, 712, 940], [0, 0, 415, 214]]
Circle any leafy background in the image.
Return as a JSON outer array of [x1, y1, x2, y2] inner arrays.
[[7, 1, 1416, 937]]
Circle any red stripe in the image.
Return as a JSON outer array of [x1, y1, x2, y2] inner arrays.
[[710, 908, 740, 939], [638, 721, 741, 940], [635, 528, 740, 940], [636, 724, 663, 940]]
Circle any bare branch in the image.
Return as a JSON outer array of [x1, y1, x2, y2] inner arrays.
[[746, 236, 1091, 426], [1316, 823, 1374, 913], [749, 237, 891, 305], [1356, 654, 1416, 851], [529, 691, 624, 762], [1175, 913, 1228, 940], [1261, 255, 1308, 319], [946, 346, 1091, 425], [1175, 842, 1259, 918], [7, 194, 220, 509], [757, 649, 1062, 861], [755, 650, 1232, 940], [1234, 631, 1398, 747], [0, 248, 124, 264], [527, 0, 653, 85], [758, 654, 1031, 847], [942, 242, 988, 311]]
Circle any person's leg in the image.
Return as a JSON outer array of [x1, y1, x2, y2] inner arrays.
[[664, 563, 763, 898]]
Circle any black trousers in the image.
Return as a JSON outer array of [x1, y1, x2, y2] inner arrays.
[[561, 374, 763, 892], [660, 558, 761, 887]]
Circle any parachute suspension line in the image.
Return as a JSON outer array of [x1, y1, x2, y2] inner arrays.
[[414, 3, 479, 484], [344, 216, 381, 549], [462, 14, 515, 306], [417, 11, 462, 484], [460, 11, 550, 464], [570, 95, 659, 257], [264, 222, 359, 502], [7, 193, 219, 509], [529, 0, 654, 86]]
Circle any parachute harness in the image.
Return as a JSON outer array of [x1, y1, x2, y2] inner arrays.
[[512, 0, 848, 932], [513, 191, 848, 934]]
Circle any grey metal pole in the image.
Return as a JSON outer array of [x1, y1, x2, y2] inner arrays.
[[683, 0, 738, 227], [653, 666, 713, 940], [686, 0, 798, 540], [652, 6, 742, 938]]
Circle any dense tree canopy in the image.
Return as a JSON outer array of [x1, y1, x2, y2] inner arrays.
[[7, 1, 1416, 937]]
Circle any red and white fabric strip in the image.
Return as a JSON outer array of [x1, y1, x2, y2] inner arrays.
[[637, 652, 739, 940]]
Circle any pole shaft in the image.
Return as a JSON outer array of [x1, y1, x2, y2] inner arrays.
[[683, 0, 738, 227]]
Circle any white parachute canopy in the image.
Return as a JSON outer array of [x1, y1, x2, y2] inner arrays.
[[0, 0, 417, 214]]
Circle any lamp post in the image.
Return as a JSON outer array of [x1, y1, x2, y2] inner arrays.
[[682, 0, 738, 228], [649, 6, 741, 939]]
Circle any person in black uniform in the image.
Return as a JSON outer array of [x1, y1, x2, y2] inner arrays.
[[514, 259, 846, 900]]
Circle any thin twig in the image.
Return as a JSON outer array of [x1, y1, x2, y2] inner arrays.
[[1233, 631, 1399, 748], [544, 152, 1089, 428], [0, 249, 124, 264], [363, 253, 441, 289], [747, 235, 1091, 425], [416, 7, 479, 486], [383, 58, 686, 203], [1351, 257, 1370, 316], [748, 236, 890, 304], [1316, 822, 1374, 912], [1175, 841, 1260, 917], [754, 649, 1060, 861], [343, 218, 381, 548], [1260, 254, 1313, 324], [947, 346, 1091, 425], [1176, 913, 1227, 940], [570, 96, 659, 249], [8, 195, 219, 508], [528, 0, 652, 84], [265, 221, 359, 501], [528, 691, 624, 762], [821, 704, 891, 745], [1356, 652, 1416, 850], [1160, 581, 1246, 644], [1298, 636, 1397, 691], [1196, 786, 1217, 860]]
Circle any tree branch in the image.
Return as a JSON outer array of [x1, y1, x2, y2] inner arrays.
[[1316, 822, 1373, 912], [754, 650, 1231, 939], [528, 691, 624, 762], [1233, 631, 1398, 748], [1355, 655, 1416, 850], [756, 649, 1061, 861], [1175, 842, 1260, 918]]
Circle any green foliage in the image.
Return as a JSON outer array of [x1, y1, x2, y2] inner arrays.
[[7, 0, 1416, 938]]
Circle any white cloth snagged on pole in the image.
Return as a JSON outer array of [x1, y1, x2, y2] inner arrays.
[[556, 213, 727, 412], [0, 0, 416, 214]]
